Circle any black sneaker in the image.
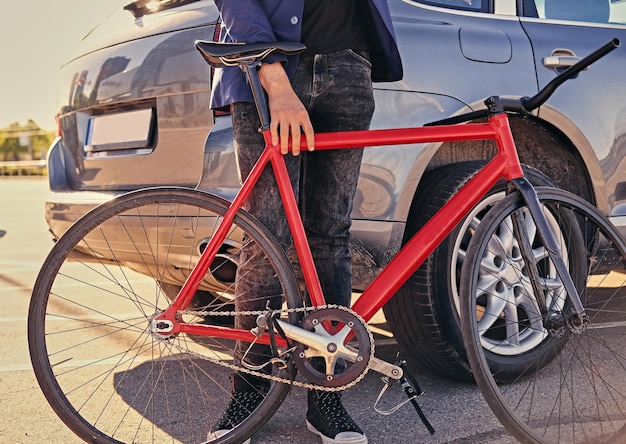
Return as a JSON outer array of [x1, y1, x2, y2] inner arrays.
[[306, 390, 368, 444], [208, 375, 267, 443]]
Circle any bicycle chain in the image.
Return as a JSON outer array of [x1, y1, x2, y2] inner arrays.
[[171, 304, 375, 392]]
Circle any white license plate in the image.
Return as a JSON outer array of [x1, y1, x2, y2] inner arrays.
[[85, 108, 154, 152]]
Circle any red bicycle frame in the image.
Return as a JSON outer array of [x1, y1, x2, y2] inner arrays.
[[154, 112, 523, 346]]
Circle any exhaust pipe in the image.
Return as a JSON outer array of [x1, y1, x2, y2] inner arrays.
[[199, 239, 239, 284]]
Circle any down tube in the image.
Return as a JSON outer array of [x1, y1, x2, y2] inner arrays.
[[351, 157, 507, 322]]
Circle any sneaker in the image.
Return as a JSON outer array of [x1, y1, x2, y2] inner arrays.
[[306, 390, 368, 444], [207, 389, 264, 443]]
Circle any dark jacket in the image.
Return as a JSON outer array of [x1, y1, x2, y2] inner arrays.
[[210, 0, 403, 109]]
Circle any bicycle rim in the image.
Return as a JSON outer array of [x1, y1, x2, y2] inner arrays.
[[28, 187, 301, 444], [461, 187, 626, 444]]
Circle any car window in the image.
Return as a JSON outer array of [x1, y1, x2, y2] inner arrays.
[[415, 0, 486, 12], [533, 0, 626, 25]]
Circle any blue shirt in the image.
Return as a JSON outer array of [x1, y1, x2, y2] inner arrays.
[[210, 0, 403, 109]]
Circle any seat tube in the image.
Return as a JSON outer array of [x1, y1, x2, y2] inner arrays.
[[267, 142, 327, 306], [244, 61, 326, 304]]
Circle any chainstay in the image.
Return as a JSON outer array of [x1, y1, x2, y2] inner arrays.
[[172, 304, 375, 392]]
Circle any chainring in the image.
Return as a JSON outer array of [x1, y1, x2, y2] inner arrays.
[[293, 306, 373, 388]]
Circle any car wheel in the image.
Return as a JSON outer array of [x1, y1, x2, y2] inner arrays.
[[383, 161, 555, 381]]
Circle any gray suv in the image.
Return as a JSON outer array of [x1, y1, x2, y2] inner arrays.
[[46, 0, 626, 380]]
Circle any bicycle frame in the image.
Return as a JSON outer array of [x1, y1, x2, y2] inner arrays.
[[153, 110, 533, 344], [152, 38, 620, 346]]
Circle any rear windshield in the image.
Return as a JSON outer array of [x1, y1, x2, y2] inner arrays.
[[124, 0, 202, 18]]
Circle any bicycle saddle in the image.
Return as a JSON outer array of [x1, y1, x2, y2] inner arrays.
[[195, 40, 307, 68]]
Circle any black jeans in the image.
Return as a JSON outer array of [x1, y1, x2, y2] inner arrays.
[[232, 49, 375, 367]]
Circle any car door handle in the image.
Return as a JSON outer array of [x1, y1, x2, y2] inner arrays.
[[543, 55, 583, 69]]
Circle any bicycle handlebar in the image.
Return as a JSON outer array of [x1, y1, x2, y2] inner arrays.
[[523, 38, 620, 112], [426, 38, 620, 127]]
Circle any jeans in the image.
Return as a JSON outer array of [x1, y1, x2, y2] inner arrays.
[[231, 49, 375, 366]]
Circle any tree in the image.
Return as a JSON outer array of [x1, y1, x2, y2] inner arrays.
[[0, 121, 54, 161]]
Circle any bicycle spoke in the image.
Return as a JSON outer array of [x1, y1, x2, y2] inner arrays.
[[462, 188, 626, 443]]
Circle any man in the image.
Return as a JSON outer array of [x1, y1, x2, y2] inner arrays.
[[209, 1, 402, 443]]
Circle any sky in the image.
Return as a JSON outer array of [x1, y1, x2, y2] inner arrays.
[[0, 1, 127, 131]]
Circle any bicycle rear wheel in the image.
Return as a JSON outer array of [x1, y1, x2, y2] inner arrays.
[[28, 187, 302, 444], [460, 187, 626, 443]]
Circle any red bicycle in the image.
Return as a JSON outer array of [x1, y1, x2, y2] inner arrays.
[[29, 38, 626, 444]]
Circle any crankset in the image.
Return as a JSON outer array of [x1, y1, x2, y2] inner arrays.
[[245, 304, 403, 390], [291, 307, 373, 387]]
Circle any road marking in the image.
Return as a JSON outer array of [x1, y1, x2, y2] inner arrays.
[[0, 363, 34, 373]]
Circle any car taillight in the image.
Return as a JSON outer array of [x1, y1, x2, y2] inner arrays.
[[55, 113, 63, 138], [211, 20, 231, 116], [213, 20, 221, 42]]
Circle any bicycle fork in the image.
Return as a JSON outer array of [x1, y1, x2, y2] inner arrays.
[[510, 177, 588, 332]]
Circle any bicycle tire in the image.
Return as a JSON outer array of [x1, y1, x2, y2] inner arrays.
[[28, 187, 302, 444], [460, 187, 626, 443]]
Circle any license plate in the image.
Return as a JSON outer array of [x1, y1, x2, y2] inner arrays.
[[85, 108, 154, 152]]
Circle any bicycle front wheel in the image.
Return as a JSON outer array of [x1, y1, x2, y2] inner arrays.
[[28, 187, 302, 444], [461, 187, 626, 443]]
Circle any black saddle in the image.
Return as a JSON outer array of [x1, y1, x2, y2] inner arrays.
[[195, 40, 306, 68]]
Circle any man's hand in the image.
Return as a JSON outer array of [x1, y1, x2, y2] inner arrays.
[[259, 62, 315, 155]]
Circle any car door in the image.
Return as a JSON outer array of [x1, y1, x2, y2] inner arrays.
[[360, 0, 538, 235], [519, 0, 626, 234]]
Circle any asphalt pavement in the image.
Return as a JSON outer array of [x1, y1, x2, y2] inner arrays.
[[0, 177, 517, 443]]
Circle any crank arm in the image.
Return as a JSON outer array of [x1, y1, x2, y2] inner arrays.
[[274, 318, 359, 362], [274, 318, 403, 380], [369, 356, 403, 380]]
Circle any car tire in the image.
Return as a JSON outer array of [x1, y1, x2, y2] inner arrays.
[[383, 161, 555, 381]]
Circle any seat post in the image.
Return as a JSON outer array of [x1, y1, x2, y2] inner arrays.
[[241, 61, 271, 132]]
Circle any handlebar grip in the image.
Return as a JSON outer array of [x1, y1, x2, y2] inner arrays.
[[522, 38, 620, 112]]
